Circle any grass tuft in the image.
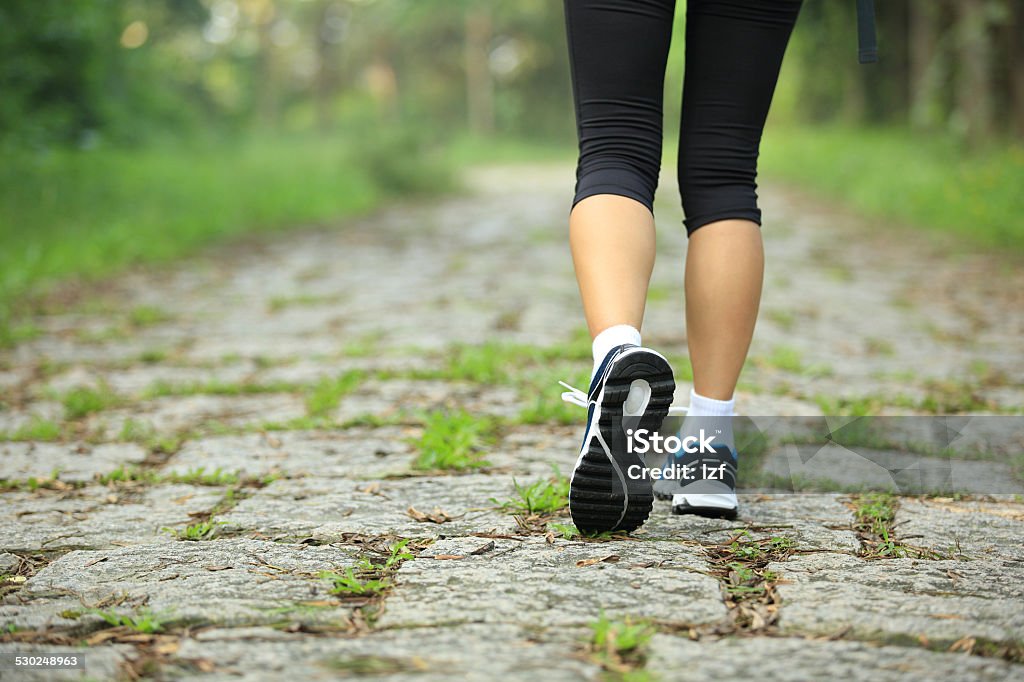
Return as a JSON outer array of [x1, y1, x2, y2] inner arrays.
[[305, 370, 365, 418], [410, 410, 496, 471], [586, 613, 656, 676], [493, 465, 570, 515], [163, 520, 226, 541], [61, 384, 120, 420], [86, 608, 165, 633]]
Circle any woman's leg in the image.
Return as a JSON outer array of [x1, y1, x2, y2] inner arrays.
[[564, 0, 676, 340], [563, 0, 679, 534], [678, 0, 802, 400], [653, 0, 802, 518]]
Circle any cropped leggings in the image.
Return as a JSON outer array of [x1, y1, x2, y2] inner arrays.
[[564, 0, 802, 234]]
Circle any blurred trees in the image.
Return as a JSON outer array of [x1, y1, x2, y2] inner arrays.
[[795, 0, 1024, 145], [1, 0, 1021, 151]]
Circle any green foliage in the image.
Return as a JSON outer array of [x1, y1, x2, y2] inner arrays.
[[410, 410, 495, 471], [97, 465, 160, 486], [319, 568, 391, 597], [127, 305, 173, 327], [0, 133, 447, 340], [586, 613, 655, 673], [87, 608, 165, 634], [548, 522, 580, 540], [750, 345, 833, 379], [306, 371, 365, 418], [143, 378, 299, 400], [163, 520, 226, 541], [61, 384, 119, 419], [852, 493, 898, 540], [493, 465, 570, 515], [760, 126, 1024, 251], [167, 467, 239, 486], [0, 416, 62, 442]]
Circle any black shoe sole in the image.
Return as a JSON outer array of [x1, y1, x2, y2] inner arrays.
[[569, 350, 675, 533]]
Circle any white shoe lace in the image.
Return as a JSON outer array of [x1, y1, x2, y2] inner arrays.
[[558, 380, 691, 416]]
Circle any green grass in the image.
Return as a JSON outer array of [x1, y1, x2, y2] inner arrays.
[[0, 133, 451, 345], [548, 522, 581, 540], [142, 378, 300, 400], [410, 409, 496, 471], [759, 126, 1024, 251], [359, 538, 415, 573], [97, 464, 238, 486], [319, 568, 391, 597], [849, 492, 950, 559], [117, 419, 183, 454], [127, 305, 174, 327], [0, 416, 62, 441], [305, 370, 365, 418], [320, 539, 415, 598], [163, 519, 226, 541], [586, 613, 656, 675], [492, 465, 570, 515], [86, 608, 165, 633], [168, 466, 240, 486], [267, 293, 344, 312], [97, 465, 160, 485], [61, 384, 120, 420], [756, 345, 832, 378]]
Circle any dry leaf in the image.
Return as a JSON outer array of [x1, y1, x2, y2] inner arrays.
[[575, 555, 620, 568], [407, 506, 452, 524], [433, 554, 464, 560], [204, 565, 233, 571], [469, 541, 495, 555]]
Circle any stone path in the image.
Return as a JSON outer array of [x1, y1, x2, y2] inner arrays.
[[1, 164, 1023, 681]]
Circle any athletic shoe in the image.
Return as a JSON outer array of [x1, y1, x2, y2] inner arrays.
[[653, 433, 738, 519], [559, 344, 675, 533]]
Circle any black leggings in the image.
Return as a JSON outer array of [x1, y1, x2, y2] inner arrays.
[[564, 0, 802, 235]]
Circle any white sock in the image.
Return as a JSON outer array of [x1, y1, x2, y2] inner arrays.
[[591, 324, 641, 380], [680, 388, 736, 457], [687, 389, 734, 417]]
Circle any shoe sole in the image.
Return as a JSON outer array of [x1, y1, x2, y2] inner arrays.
[[671, 492, 739, 520], [569, 349, 675, 533]]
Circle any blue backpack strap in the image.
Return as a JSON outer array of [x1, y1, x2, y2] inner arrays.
[[856, 0, 878, 63]]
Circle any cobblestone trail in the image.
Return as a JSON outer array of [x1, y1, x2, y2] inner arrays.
[[1, 165, 1023, 680]]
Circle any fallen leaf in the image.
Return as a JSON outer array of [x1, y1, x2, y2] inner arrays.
[[575, 555, 620, 568], [469, 541, 495, 555], [84, 629, 126, 646], [193, 659, 216, 673], [407, 506, 453, 524], [153, 640, 180, 656], [204, 565, 233, 572], [949, 635, 975, 653], [357, 482, 381, 495], [433, 554, 464, 560]]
